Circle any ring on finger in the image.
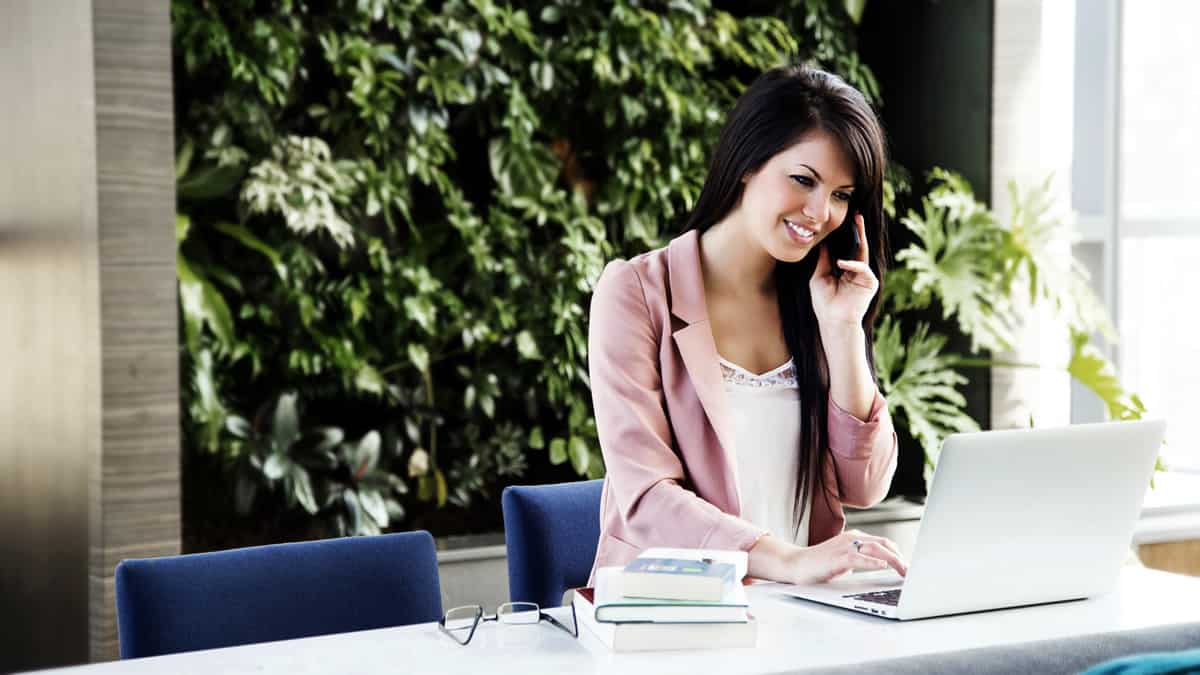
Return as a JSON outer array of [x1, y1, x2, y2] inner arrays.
[[852, 539, 863, 552]]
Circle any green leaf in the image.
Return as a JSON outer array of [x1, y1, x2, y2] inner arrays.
[[488, 136, 559, 199], [385, 498, 406, 522], [358, 489, 389, 527], [1067, 330, 1147, 421], [875, 317, 980, 479], [531, 62, 555, 91], [225, 415, 252, 439], [896, 173, 1018, 353], [515, 330, 541, 359], [299, 427, 344, 455], [176, 138, 195, 180], [263, 453, 289, 480], [843, 0, 867, 24], [540, 5, 562, 23], [549, 437, 567, 465], [176, 213, 191, 244], [177, 162, 246, 201], [434, 468, 448, 507], [586, 457, 605, 480], [353, 430, 382, 479], [568, 437, 590, 475], [407, 343, 430, 373], [178, 255, 236, 352], [355, 364, 385, 395], [1003, 176, 1115, 340], [290, 465, 319, 514], [190, 350, 227, 452], [528, 426, 545, 450], [272, 392, 300, 450], [214, 221, 288, 281], [342, 490, 362, 534]]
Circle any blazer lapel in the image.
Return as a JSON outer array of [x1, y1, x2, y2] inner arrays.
[[667, 231, 742, 513]]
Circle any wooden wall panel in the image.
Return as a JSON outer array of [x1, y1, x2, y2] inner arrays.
[[90, 0, 180, 663]]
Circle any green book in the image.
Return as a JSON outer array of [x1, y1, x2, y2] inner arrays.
[[619, 556, 739, 603], [594, 566, 749, 623]]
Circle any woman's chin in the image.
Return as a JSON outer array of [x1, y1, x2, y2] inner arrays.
[[769, 238, 814, 263]]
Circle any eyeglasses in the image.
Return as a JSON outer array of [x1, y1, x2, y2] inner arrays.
[[438, 601, 578, 646]]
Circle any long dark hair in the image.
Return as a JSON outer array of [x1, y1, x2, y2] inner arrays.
[[683, 65, 888, 540]]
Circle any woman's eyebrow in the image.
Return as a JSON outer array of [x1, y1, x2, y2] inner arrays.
[[798, 163, 855, 189]]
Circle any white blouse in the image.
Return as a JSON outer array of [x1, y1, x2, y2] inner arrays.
[[720, 356, 811, 546]]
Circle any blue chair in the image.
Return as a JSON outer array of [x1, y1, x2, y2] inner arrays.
[[502, 479, 604, 608], [115, 530, 442, 659]]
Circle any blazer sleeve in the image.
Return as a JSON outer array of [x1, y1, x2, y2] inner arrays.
[[826, 390, 899, 508], [589, 260, 766, 552]]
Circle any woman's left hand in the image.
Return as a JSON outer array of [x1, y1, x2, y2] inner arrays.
[[810, 213, 878, 329]]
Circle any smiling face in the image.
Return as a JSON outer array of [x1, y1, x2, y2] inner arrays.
[[737, 129, 857, 263]]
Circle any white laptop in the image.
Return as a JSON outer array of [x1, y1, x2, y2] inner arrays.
[[780, 419, 1166, 620]]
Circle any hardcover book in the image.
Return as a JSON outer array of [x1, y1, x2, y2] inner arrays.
[[621, 556, 737, 602], [573, 585, 757, 652], [594, 566, 749, 623]]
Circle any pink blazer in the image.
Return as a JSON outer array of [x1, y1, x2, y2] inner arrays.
[[587, 230, 898, 582]]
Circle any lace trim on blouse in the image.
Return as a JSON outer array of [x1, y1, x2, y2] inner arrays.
[[718, 356, 798, 390]]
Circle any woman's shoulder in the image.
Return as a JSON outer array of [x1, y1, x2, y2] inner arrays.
[[591, 238, 678, 329], [597, 229, 697, 297], [597, 241, 670, 296]]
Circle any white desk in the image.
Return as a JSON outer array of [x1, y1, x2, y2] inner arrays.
[[37, 567, 1200, 675]]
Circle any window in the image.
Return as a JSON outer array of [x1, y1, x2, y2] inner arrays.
[[1072, 0, 1200, 473]]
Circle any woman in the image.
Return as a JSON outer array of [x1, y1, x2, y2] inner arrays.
[[587, 65, 907, 585]]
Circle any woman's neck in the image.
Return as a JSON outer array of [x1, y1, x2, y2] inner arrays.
[[697, 211, 777, 301]]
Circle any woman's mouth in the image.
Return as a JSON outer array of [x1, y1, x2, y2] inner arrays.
[[783, 218, 816, 244]]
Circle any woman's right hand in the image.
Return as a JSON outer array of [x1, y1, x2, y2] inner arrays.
[[787, 530, 908, 583]]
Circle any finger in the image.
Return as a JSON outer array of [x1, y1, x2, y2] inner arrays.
[[855, 213, 869, 263], [835, 260, 878, 289], [845, 552, 891, 574], [848, 532, 904, 565], [835, 260, 874, 277], [813, 241, 833, 278], [857, 542, 907, 577], [850, 532, 901, 558], [863, 535, 903, 560]]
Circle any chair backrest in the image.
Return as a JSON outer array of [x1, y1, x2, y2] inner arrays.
[[115, 530, 442, 659], [502, 479, 603, 608]]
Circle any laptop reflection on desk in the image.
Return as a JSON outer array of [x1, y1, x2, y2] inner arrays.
[[779, 419, 1166, 620]]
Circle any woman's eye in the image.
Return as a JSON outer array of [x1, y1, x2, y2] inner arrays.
[[789, 175, 813, 187], [834, 192, 853, 203]]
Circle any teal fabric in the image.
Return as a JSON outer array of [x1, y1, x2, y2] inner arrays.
[[1081, 648, 1200, 675]]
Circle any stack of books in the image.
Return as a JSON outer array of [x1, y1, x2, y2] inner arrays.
[[572, 547, 757, 652]]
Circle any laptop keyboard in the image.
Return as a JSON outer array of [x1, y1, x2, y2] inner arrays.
[[845, 589, 902, 606]]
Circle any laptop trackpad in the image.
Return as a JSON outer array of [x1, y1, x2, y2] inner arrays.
[[835, 566, 902, 588], [780, 569, 905, 604]]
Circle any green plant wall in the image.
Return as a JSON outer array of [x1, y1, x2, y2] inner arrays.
[[174, 0, 880, 545]]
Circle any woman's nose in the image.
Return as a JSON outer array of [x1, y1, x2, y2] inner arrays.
[[801, 192, 831, 224]]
